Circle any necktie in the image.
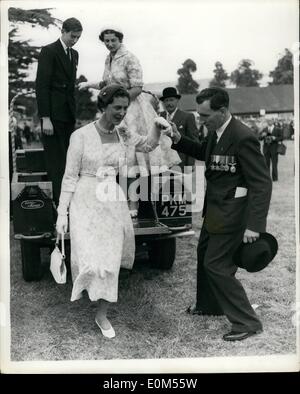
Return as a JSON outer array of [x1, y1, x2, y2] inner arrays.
[[206, 130, 217, 167], [66, 47, 71, 62], [209, 131, 218, 155]]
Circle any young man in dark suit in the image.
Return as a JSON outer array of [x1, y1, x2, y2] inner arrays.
[[166, 88, 272, 341], [260, 119, 283, 181], [35, 17, 82, 205], [160, 87, 198, 171]]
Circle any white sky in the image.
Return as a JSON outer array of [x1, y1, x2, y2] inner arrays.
[[4, 0, 299, 84]]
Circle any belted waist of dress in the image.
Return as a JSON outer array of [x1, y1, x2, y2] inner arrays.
[[80, 172, 119, 180], [80, 172, 97, 178]]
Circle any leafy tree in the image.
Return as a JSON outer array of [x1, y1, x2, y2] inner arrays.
[[8, 7, 60, 102], [230, 59, 262, 87], [176, 59, 199, 94], [269, 48, 293, 85], [75, 75, 97, 121], [209, 61, 229, 88]]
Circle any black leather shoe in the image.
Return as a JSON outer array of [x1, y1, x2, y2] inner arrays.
[[223, 330, 262, 341], [186, 305, 224, 316]]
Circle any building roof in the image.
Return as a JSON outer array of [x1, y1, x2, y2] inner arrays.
[[179, 84, 294, 115], [144, 79, 210, 96]]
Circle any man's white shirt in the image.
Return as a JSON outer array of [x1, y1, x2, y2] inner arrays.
[[216, 114, 232, 142]]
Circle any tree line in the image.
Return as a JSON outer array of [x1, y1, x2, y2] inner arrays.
[[177, 50, 294, 94]]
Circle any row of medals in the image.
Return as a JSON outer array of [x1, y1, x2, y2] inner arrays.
[[210, 155, 237, 173]]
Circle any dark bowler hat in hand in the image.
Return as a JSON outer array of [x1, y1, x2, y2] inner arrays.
[[160, 87, 181, 101], [233, 232, 278, 273]]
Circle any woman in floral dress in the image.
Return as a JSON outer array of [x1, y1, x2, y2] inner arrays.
[[79, 27, 180, 215], [56, 84, 171, 339]]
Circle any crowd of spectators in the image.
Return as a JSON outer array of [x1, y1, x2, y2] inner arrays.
[[241, 117, 294, 141], [13, 121, 42, 148], [194, 113, 294, 143]]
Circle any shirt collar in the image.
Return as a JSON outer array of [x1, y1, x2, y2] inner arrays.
[[168, 108, 178, 120], [60, 37, 68, 53], [216, 114, 232, 141]]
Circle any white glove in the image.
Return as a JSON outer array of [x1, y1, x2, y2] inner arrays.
[[56, 214, 68, 235], [154, 116, 173, 137], [78, 81, 90, 91], [169, 121, 181, 143], [99, 80, 107, 89]]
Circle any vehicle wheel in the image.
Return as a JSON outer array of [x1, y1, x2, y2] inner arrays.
[[20, 240, 42, 281], [149, 238, 176, 270]]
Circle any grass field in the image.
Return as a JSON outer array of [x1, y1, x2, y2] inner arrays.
[[9, 140, 297, 364]]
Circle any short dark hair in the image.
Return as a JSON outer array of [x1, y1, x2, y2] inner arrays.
[[99, 29, 124, 43], [196, 88, 229, 110], [62, 18, 83, 32], [97, 86, 130, 111]]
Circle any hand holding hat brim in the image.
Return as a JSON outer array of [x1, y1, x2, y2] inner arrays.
[[234, 232, 278, 273]]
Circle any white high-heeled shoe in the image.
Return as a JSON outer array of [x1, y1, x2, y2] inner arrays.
[[95, 318, 115, 339]]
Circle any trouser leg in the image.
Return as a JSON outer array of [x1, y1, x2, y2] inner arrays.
[[41, 120, 74, 205], [271, 151, 278, 181], [196, 227, 224, 314], [264, 149, 271, 169], [203, 230, 262, 332]]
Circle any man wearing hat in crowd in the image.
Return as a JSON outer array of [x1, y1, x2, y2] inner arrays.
[[160, 87, 198, 171], [165, 87, 274, 341]]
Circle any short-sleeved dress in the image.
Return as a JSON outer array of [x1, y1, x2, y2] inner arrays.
[[102, 44, 181, 177], [60, 122, 157, 302]]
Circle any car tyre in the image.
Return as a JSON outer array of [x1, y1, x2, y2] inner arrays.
[[149, 238, 176, 270], [21, 240, 42, 281]]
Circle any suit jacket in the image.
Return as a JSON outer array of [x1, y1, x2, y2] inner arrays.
[[172, 117, 272, 234], [36, 39, 79, 122], [260, 126, 283, 154], [161, 109, 198, 168]]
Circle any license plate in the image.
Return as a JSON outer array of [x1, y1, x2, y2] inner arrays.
[[156, 193, 191, 218]]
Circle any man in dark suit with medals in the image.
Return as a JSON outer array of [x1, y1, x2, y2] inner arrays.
[[160, 87, 198, 171], [36, 18, 82, 205], [165, 88, 272, 341], [259, 119, 283, 181]]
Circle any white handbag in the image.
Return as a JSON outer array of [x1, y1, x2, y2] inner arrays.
[[50, 233, 67, 284]]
